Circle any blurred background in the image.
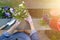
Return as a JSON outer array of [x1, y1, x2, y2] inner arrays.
[[0, 0, 60, 40], [24, 0, 60, 40]]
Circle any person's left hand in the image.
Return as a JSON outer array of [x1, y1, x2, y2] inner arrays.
[[7, 20, 21, 34]]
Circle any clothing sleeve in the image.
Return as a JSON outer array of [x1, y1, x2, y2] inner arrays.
[[0, 32, 11, 40], [30, 30, 40, 40]]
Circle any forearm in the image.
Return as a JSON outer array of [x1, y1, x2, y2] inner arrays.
[[30, 24, 39, 40], [29, 21, 39, 40], [29, 22, 35, 31], [30, 26, 39, 40], [0, 21, 20, 39]]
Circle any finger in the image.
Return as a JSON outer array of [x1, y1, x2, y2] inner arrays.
[[8, 20, 21, 30], [7, 21, 21, 33], [16, 20, 21, 25]]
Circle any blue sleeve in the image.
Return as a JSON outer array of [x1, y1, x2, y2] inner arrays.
[[30, 30, 40, 40], [0, 32, 11, 40]]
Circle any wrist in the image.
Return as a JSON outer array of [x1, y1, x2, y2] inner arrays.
[[29, 22, 35, 31], [30, 30, 37, 35]]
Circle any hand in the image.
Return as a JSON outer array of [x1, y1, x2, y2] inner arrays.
[[25, 14, 33, 24], [7, 20, 21, 34], [25, 14, 35, 31]]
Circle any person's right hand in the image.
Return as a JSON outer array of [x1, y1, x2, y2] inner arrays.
[[25, 14, 33, 24], [24, 14, 36, 31]]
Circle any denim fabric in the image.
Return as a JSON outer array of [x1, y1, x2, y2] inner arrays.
[[0, 32, 31, 40], [7, 32, 31, 40], [0, 32, 39, 40]]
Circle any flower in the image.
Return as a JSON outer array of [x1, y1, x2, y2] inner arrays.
[[22, 1, 24, 3], [5, 12, 10, 17], [23, 10, 27, 13], [17, 12, 20, 15], [10, 8, 14, 13], [4, 6, 9, 10], [19, 4, 23, 7]]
